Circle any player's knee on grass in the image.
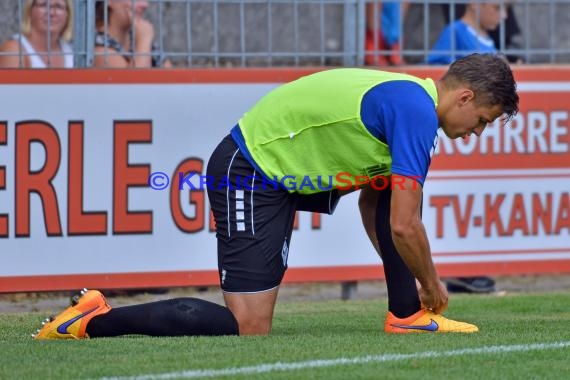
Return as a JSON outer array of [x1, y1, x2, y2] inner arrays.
[[233, 312, 273, 336], [226, 299, 274, 335], [224, 290, 278, 336]]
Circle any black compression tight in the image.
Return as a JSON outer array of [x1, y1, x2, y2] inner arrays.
[[86, 297, 239, 337], [375, 188, 422, 318]]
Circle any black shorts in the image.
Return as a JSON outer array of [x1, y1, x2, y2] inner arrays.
[[206, 134, 340, 292]]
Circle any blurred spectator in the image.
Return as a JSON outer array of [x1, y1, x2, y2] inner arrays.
[[365, 1, 409, 66], [488, 4, 523, 63], [0, 0, 74, 68], [441, 3, 523, 64], [427, 2, 506, 64], [94, 0, 171, 68]]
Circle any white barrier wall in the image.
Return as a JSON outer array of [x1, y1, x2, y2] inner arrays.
[[0, 68, 569, 292]]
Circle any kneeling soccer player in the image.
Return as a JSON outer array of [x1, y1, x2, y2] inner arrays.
[[34, 53, 518, 339]]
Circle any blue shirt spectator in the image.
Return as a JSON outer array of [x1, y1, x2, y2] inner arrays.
[[427, 3, 505, 65], [427, 20, 496, 64]]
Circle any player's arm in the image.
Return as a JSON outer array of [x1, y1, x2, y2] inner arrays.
[[390, 175, 447, 313]]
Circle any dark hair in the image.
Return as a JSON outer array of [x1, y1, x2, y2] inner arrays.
[[442, 53, 519, 121], [95, 0, 107, 28]]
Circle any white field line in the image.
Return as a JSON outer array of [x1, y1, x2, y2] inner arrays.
[[98, 341, 570, 380]]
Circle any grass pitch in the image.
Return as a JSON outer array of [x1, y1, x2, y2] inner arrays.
[[1, 291, 569, 379]]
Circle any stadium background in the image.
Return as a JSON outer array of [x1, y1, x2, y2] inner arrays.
[[1, 0, 569, 295], [1, 4, 569, 380], [1, 0, 570, 67]]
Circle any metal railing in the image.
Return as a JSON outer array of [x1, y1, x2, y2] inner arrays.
[[0, 0, 569, 68], [400, 0, 570, 65], [71, 0, 361, 68]]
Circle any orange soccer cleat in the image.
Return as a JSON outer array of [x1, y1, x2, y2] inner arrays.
[[385, 309, 479, 334], [32, 289, 111, 340]]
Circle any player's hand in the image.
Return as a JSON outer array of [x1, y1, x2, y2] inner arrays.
[[418, 280, 448, 314]]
